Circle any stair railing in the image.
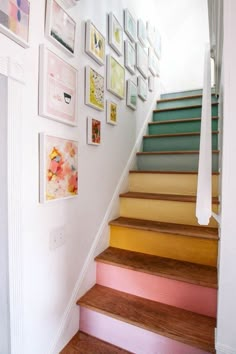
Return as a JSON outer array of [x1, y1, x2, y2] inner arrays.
[[196, 43, 212, 225]]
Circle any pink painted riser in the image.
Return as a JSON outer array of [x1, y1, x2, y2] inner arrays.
[[80, 307, 211, 354], [96, 263, 217, 317]]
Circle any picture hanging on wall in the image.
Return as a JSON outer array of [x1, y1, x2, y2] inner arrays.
[[45, 0, 76, 56], [148, 75, 154, 92], [107, 55, 125, 99], [39, 45, 78, 126], [85, 20, 105, 65], [136, 42, 148, 79], [39, 133, 78, 203], [148, 47, 159, 77], [106, 100, 118, 125], [108, 12, 123, 56], [126, 79, 137, 110], [0, 0, 30, 48], [138, 75, 148, 101], [137, 19, 147, 47], [154, 29, 162, 59], [124, 8, 136, 43], [124, 40, 136, 75], [87, 117, 101, 145], [146, 21, 156, 47], [85, 66, 104, 111]]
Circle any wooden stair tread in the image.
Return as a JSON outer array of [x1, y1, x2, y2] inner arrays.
[[60, 331, 131, 354], [157, 94, 217, 103], [137, 150, 220, 155], [129, 170, 220, 175], [154, 102, 218, 113], [143, 131, 219, 138], [77, 285, 216, 353], [149, 116, 219, 125], [95, 247, 217, 288]]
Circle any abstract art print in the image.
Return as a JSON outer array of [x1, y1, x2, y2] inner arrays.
[[0, 0, 30, 48], [124, 8, 136, 42], [85, 66, 104, 111], [39, 45, 78, 126], [124, 40, 136, 75], [45, 0, 76, 56], [138, 75, 148, 101], [85, 20, 105, 65], [136, 42, 148, 79], [108, 12, 123, 56], [126, 79, 137, 110], [40, 133, 78, 203], [107, 55, 125, 99], [87, 117, 101, 145], [106, 100, 118, 125]]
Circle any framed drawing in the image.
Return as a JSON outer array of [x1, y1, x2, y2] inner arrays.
[[107, 55, 125, 99], [138, 75, 148, 101], [0, 0, 30, 48], [146, 21, 155, 47], [85, 20, 105, 65], [87, 117, 101, 145], [149, 47, 159, 76], [45, 0, 76, 56], [136, 43, 148, 79], [39, 133, 78, 203], [126, 79, 137, 110], [124, 8, 136, 42], [124, 40, 136, 75], [106, 100, 118, 125], [39, 45, 78, 126], [108, 13, 123, 56], [148, 75, 154, 92], [137, 19, 147, 47], [85, 66, 104, 111]]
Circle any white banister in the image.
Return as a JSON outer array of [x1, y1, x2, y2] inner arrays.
[[196, 43, 212, 225]]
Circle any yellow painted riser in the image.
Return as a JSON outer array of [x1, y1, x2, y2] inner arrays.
[[110, 226, 218, 266], [120, 198, 218, 228], [129, 173, 219, 197]]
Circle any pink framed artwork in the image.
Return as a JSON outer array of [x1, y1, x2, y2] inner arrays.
[[39, 45, 78, 126]]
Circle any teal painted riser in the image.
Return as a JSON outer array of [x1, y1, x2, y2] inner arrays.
[[161, 88, 216, 99], [153, 105, 218, 121], [157, 96, 218, 109], [137, 153, 219, 172], [143, 133, 218, 152], [149, 119, 218, 135]]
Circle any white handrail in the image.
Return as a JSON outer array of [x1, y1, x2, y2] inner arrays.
[[196, 43, 212, 225]]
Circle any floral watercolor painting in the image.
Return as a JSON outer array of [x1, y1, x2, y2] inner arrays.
[[106, 100, 118, 125], [107, 55, 125, 99], [85, 66, 104, 111], [87, 117, 101, 145], [85, 20, 105, 65], [40, 133, 78, 202], [108, 13, 123, 56]]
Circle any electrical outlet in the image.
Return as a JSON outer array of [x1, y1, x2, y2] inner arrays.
[[50, 226, 66, 250]]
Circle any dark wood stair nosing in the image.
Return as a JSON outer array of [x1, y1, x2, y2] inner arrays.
[[148, 116, 219, 125], [143, 131, 219, 139], [154, 102, 218, 113], [157, 93, 217, 103]]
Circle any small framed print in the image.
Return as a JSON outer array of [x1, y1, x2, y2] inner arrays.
[[85, 66, 104, 111], [126, 79, 137, 110], [106, 100, 118, 125], [108, 13, 123, 56], [39, 45, 78, 126], [124, 8, 136, 43], [149, 47, 159, 76], [137, 19, 147, 47], [85, 20, 105, 65], [136, 42, 148, 79], [138, 75, 148, 101], [107, 55, 125, 99], [146, 21, 155, 47], [124, 40, 136, 75], [154, 29, 161, 59], [45, 0, 76, 56], [87, 117, 101, 145], [148, 76, 154, 92]]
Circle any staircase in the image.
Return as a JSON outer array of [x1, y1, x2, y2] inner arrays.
[[61, 90, 219, 354]]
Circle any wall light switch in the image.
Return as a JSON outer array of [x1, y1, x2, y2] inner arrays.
[[50, 226, 66, 250]]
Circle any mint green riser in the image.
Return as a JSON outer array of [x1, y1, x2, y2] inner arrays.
[[143, 133, 218, 152], [157, 96, 218, 109], [148, 119, 218, 135], [137, 153, 219, 172], [153, 105, 218, 121], [161, 89, 216, 99]]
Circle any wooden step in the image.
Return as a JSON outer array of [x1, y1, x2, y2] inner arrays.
[[154, 102, 218, 113], [157, 94, 217, 103], [149, 116, 219, 125], [143, 131, 219, 138], [153, 105, 218, 121], [78, 285, 216, 353]]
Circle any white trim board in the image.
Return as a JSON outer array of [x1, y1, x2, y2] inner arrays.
[[216, 342, 236, 354]]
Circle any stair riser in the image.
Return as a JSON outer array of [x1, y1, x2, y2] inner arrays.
[[153, 105, 218, 121], [110, 226, 218, 266], [96, 263, 217, 317], [129, 173, 219, 196], [157, 96, 218, 109], [80, 308, 211, 354], [149, 119, 218, 135]]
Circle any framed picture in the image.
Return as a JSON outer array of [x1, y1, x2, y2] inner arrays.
[[106, 100, 118, 125], [60, 0, 79, 8], [124, 8, 136, 43], [87, 117, 101, 145], [137, 19, 147, 47], [136, 43, 148, 79], [138, 75, 148, 101], [148, 75, 154, 92], [39, 45, 78, 126], [85, 66, 104, 111], [154, 29, 162, 59], [108, 13, 123, 56], [39, 133, 78, 203], [126, 79, 137, 110], [149, 47, 159, 76], [124, 40, 136, 75], [85, 20, 105, 65], [146, 21, 156, 47], [107, 55, 125, 99], [0, 0, 30, 48], [45, 0, 76, 56]]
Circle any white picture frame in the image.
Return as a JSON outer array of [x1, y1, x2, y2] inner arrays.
[[149, 47, 159, 76], [106, 100, 118, 125], [124, 40, 136, 75], [107, 55, 125, 99], [85, 66, 104, 111], [124, 8, 137, 43], [148, 75, 154, 92], [146, 21, 156, 47], [87, 117, 101, 145], [136, 42, 148, 79], [127, 79, 137, 110], [154, 29, 162, 59], [137, 19, 147, 47], [85, 20, 105, 65], [138, 75, 148, 101], [108, 13, 123, 56]]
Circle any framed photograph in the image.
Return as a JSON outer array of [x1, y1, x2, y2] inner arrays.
[[108, 13, 123, 56], [148, 75, 154, 92], [149, 47, 159, 76], [126, 79, 137, 110], [85, 20, 105, 65], [136, 43, 148, 79], [45, 0, 76, 56], [124, 40, 136, 75], [106, 100, 118, 125], [107, 55, 125, 99], [85, 66, 104, 111], [124, 8, 136, 43], [146, 21, 156, 47], [39, 133, 78, 203], [137, 19, 147, 47], [138, 75, 148, 101], [39, 45, 78, 126], [87, 117, 101, 145], [0, 0, 30, 48]]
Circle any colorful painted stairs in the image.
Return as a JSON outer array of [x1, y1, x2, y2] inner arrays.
[[61, 90, 219, 354]]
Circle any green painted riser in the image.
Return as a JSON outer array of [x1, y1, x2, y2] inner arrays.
[[153, 105, 218, 121], [149, 119, 218, 135], [161, 89, 216, 99], [143, 134, 218, 152], [157, 96, 218, 110], [137, 153, 219, 172]]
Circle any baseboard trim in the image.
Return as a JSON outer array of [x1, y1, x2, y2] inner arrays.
[[216, 342, 236, 354]]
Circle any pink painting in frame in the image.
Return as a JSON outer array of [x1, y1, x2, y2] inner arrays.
[[40, 133, 78, 202], [39, 45, 78, 126]]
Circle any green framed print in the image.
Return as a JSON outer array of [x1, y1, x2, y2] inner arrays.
[[107, 55, 125, 99], [124, 8, 136, 43], [126, 79, 137, 110], [108, 12, 123, 56], [137, 19, 147, 47], [138, 75, 148, 101], [124, 40, 136, 75], [137, 42, 148, 79]]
